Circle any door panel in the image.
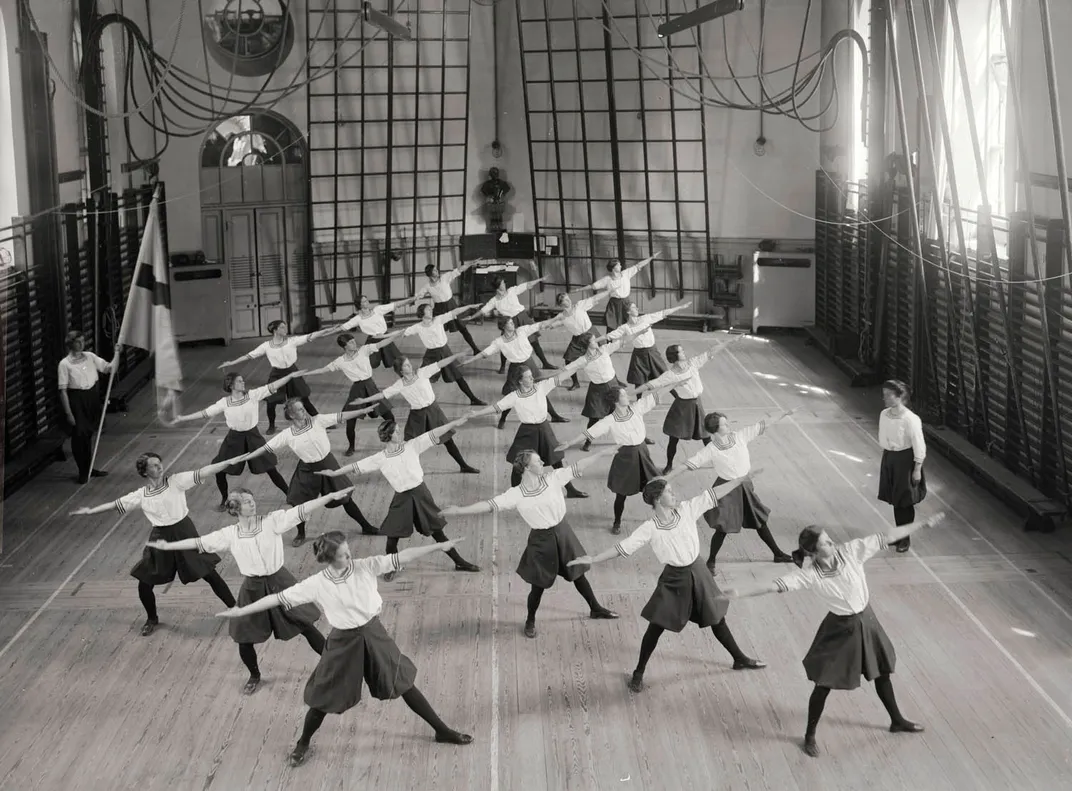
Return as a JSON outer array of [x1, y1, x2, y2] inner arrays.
[[224, 209, 258, 338], [254, 208, 286, 331], [285, 206, 309, 332]]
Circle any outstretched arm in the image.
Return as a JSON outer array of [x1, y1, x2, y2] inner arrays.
[[439, 500, 495, 518], [539, 355, 588, 385], [71, 499, 130, 516], [465, 339, 501, 365], [635, 374, 688, 396], [217, 593, 286, 619], [446, 303, 481, 321], [885, 512, 945, 546], [511, 276, 546, 297], [196, 455, 251, 480], [435, 351, 469, 371], [217, 348, 260, 369], [430, 413, 474, 440], [337, 405, 382, 423], [564, 445, 618, 473], [395, 538, 465, 566], [346, 390, 389, 407], [368, 329, 406, 350]]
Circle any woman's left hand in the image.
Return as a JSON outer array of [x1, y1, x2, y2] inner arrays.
[[911, 470, 922, 484]]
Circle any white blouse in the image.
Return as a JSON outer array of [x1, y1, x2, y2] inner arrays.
[[584, 394, 656, 446], [490, 326, 538, 364], [327, 348, 376, 382], [878, 408, 926, 463], [342, 303, 400, 337], [615, 487, 717, 567], [196, 505, 309, 577], [58, 352, 109, 391], [353, 431, 440, 492], [610, 313, 662, 349], [201, 385, 273, 432], [404, 318, 449, 350], [278, 556, 403, 629], [684, 421, 765, 480], [584, 349, 619, 385], [266, 414, 340, 462], [774, 534, 889, 616], [495, 379, 556, 424], [249, 335, 311, 369], [561, 297, 596, 335], [419, 269, 463, 304], [484, 289, 526, 318], [487, 465, 581, 529], [651, 364, 703, 399], [381, 365, 438, 409], [115, 470, 204, 527]]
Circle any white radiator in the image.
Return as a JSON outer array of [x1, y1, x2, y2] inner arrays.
[[751, 251, 816, 333]]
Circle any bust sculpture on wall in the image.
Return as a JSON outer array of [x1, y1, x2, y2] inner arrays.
[[480, 166, 512, 233]]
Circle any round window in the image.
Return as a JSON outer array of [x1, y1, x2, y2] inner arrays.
[[201, 0, 295, 77]]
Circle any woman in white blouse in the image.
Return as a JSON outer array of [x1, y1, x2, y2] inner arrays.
[[551, 290, 610, 389], [217, 531, 474, 767], [477, 274, 555, 371], [467, 366, 588, 497], [320, 418, 481, 579], [606, 301, 689, 386], [303, 331, 404, 456], [877, 379, 927, 552], [591, 255, 657, 330], [726, 513, 945, 758], [243, 399, 382, 544], [570, 331, 635, 449], [569, 478, 765, 693], [70, 452, 244, 636], [57, 330, 119, 483], [555, 382, 679, 534], [664, 409, 797, 572], [146, 489, 351, 694], [348, 355, 481, 474], [417, 261, 487, 354], [168, 371, 298, 508], [402, 303, 486, 405], [340, 293, 421, 370], [218, 319, 339, 434], [440, 449, 619, 638]]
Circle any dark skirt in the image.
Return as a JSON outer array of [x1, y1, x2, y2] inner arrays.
[[130, 516, 221, 586], [582, 378, 622, 420], [563, 334, 589, 364], [663, 396, 709, 440], [641, 557, 728, 632], [380, 482, 447, 538], [608, 443, 659, 496], [507, 420, 563, 467], [287, 454, 353, 506], [432, 296, 464, 333], [346, 378, 392, 420], [67, 385, 103, 435], [605, 296, 629, 330], [626, 347, 669, 386], [508, 308, 540, 340], [703, 477, 770, 534], [803, 605, 897, 690], [214, 428, 278, 475], [265, 364, 312, 405], [516, 520, 588, 588], [421, 343, 462, 383], [878, 448, 927, 508], [229, 567, 320, 644], [503, 357, 540, 395], [404, 402, 454, 442], [368, 338, 402, 370], [303, 617, 418, 714]]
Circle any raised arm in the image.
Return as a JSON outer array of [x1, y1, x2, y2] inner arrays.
[[885, 512, 945, 546], [369, 329, 406, 350], [337, 405, 382, 423], [447, 303, 482, 321], [540, 355, 589, 385], [438, 499, 495, 518], [465, 338, 501, 364], [70, 499, 129, 516], [635, 372, 690, 396], [395, 538, 465, 566], [624, 253, 659, 277], [434, 351, 468, 371], [305, 326, 343, 342], [511, 276, 546, 297], [346, 390, 389, 407], [217, 348, 260, 369], [689, 335, 745, 369], [430, 413, 474, 440], [196, 455, 251, 480]]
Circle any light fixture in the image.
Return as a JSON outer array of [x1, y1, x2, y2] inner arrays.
[[364, 1, 413, 40], [656, 0, 744, 38]]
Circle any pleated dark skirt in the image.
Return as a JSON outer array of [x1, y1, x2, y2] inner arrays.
[[582, 378, 622, 420], [626, 347, 669, 386], [229, 567, 320, 644], [605, 297, 629, 330], [703, 477, 770, 534], [421, 343, 462, 383], [608, 443, 660, 496], [130, 516, 221, 586], [803, 605, 897, 690], [303, 617, 418, 714], [878, 448, 927, 508], [368, 338, 402, 370], [641, 557, 728, 632], [404, 402, 454, 442], [516, 520, 588, 589], [432, 297, 464, 333], [380, 483, 447, 538], [662, 396, 709, 440], [507, 420, 563, 466], [287, 454, 353, 506], [346, 378, 392, 419], [503, 357, 540, 395], [66, 385, 102, 435], [214, 428, 278, 475], [265, 364, 312, 405], [563, 334, 589, 364]]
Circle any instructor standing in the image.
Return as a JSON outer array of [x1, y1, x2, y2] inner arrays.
[[58, 330, 118, 484]]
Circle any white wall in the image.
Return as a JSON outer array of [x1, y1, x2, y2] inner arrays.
[[0, 0, 22, 240]]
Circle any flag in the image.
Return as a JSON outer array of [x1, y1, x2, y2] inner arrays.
[[118, 187, 183, 421]]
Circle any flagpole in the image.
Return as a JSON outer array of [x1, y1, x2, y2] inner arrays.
[[86, 187, 160, 480]]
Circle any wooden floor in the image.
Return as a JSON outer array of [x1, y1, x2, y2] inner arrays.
[[2, 325, 1072, 791]]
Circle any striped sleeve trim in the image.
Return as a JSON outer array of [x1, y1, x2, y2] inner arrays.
[[684, 460, 699, 470], [277, 590, 295, 609], [493, 404, 504, 415], [486, 499, 500, 513], [706, 487, 719, 504], [193, 470, 204, 486], [774, 578, 790, 593], [877, 534, 889, 551], [582, 429, 595, 441], [389, 553, 402, 572], [614, 542, 630, 558], [570, 463, 582, 479], [195, 537, 206, 554], [297, 503, 311, 522], [114, 499, 127, 515], [430, 432, 442, 446]]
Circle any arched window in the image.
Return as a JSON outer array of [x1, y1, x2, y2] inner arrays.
[[201, 0, 295, 77], [200, 112, 306, 206]]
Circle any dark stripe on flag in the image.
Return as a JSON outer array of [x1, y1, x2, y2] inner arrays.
[[134, 262, 172, 308]]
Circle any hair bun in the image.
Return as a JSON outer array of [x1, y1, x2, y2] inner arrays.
[[790, 549, 806, 568]]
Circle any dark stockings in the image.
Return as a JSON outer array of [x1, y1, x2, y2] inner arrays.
[[295, 498, 376, 540], [453, 377, 483, 404], [633, 619, 748, 677], [529, 338, 553, 368], [525, 576, 602, 623], [215, 469, 289, 502], [267, 397, 318, 431], [296, 686, 457, 748], [137, 570, 235, 622], [385, 531, 468, 566], [345, 403, 395, 449], [238, 625, 325, 679], [613, 494, 628, 524], [806, 674, 906, 742], [665, 436, 711, 468], [442, 438, 472, 469], [891, 505, 914, 551], [708, 527, 787, 563], [452, 319, 482, 355]]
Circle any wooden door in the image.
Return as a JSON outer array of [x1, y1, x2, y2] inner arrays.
[[223, 208, 259, 338], [254, 207, 286, 332]]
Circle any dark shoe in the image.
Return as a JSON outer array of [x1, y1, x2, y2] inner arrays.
[[895, 538, 911, 553], [496, 421, 507, 431], [627, 673, 644, 693], [524, 621, 536, 639], [344, 447, 356, 457], [611, 522, 621, 535], [890, 720, 924, 734], [773, 552, 794, 563], [140, 619, 159, 637], [90, 469, 108, 478], [289, 743, 309, 767], [644, 438, 654, 445], [550, 415, 569, 423], [565, 486, 588, 499], [567, 382, 580, 392], [384, 569, 399, 582], [243, 676, 262, 695], [361, 526, 380, 536], [454, 560, 481, 573], [216, 502, 228, 513], [470, 399, 488, 407], [435, 729, 474, 745], [706, 560, 717, 576], [803, 738, 819, 758], [292, 535, 306, 548], [732, 657, 766, 670], [661, 465, 672, 476], [497, 365, 506, 375], [266, 426, 277, 435], [581, 441, 591, 452], [76, 475, 89, 484], [590, 607, 619, 620], [459, 465, 481, 474]]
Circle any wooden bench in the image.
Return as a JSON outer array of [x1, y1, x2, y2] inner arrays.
[[3, 429, 68, 498], [107, 357, 154, 413], [923, 424, 1068, 533]]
